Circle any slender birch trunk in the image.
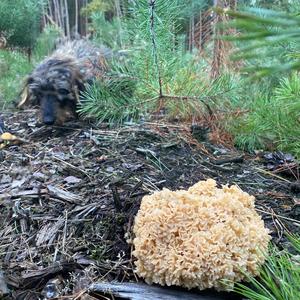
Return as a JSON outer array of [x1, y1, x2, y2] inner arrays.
[[114, 0, 123, 47], [64, 0, 70, 38], [199, 12, 202, 50], [53, 0, 62, 30], [75, 0, 79, 35], [60, 0, 66, 36], [85, 0, 88, 36]]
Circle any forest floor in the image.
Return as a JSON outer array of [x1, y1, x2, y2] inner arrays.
[[0, 110, 299, 300]]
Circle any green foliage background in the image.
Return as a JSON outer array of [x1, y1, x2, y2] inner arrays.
[[0, 0, 43, 49], [219, 4, 300, 157], [0, 50, 33, 109], [0, 25, 61, 107]]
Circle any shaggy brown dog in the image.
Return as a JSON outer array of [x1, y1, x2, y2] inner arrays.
[[18, 40, 110, 125]]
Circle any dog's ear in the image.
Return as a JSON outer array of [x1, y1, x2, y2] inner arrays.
[[75, 78, 86, 92], [74, 78, 86, 103], [17, 76, 34, 108]]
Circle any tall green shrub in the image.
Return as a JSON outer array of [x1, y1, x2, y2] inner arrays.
[[0, 0, 43, 49], [0, 50, 33, 108], [228, 73, 300, 157], [33, 25, 62, 61], [90, 12, 122, 49]]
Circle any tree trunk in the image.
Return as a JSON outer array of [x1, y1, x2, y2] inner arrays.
[[64, 0, 70, 38], [42, 3, 47, 27], [199, 12, 202, 50], [210, 0, 223, 78], [78, 0, 87, 36], [115, 0, 123, 47], [85, 0, 88, 36], [27, 47, 32, 63], [60, 0, 66, 36], [48, 0, 54, 24], [75, 0, 79, 36], [191, 15, 195, 50], [210, 0, 238, 78], [53, 0, 62, 30], [188, 17, 192, 51]]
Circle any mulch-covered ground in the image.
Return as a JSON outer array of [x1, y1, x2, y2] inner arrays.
[[0, 110, 299, 299]]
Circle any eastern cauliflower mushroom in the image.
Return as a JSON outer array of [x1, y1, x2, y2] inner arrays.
[[132, 179, 270, 291]]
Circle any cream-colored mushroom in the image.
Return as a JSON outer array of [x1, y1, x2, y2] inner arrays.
[[132, 179, 270, 291]]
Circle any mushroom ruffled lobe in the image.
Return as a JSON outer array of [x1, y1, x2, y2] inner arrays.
[[132, 179, 270, 291]]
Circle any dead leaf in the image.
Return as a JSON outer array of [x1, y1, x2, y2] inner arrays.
[[96, 155, 108, 162], [64, 176, 81, 184], [11, 178, 26, 188], [0, 270, 9, 296]]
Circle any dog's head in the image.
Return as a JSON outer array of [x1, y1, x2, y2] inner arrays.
[[18, 40, 110, 125], [19, 57, 85, 125]]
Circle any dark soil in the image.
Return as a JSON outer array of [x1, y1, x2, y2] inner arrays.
[[0, 110, 299, 299]]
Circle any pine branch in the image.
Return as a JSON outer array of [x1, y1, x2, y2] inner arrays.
[[218, 7, 300, 77]]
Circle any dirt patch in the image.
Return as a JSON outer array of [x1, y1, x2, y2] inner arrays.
[[0, 110, 299, 299]]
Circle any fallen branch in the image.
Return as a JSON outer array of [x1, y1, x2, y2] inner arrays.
[[47, 185, 83, 204], [89, 282, 223, 300]]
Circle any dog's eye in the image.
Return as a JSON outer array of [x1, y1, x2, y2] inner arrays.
[[27, 77, 34, 84], [58, 88, 69, 95], [59, 98, 75, 109], [31, 88, 41, 97]]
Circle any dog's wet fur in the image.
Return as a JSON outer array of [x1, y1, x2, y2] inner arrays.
[[18, 40, 110, 125]]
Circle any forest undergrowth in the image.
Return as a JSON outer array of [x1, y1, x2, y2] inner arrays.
[[0, 1, 300, 299], [1, 1, 299, 157]]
